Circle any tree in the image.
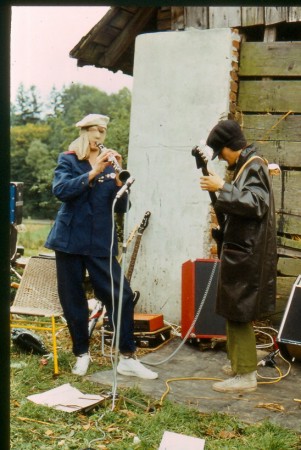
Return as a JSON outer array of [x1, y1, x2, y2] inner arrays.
[[28, 85, 42, 123], [10, 123, 53, 217], [12, 83, 43, 125], [10, 123, 51, 180], [25, 140, 59, 218], [46, 86, 64, 118], [106, 88, 132, 164], [60, 84, 111, 126]]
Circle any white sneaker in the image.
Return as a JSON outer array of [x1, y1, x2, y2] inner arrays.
[[213, 371, 257, 393], [72, 353, 90, 376], [117, 354, 158, 380]]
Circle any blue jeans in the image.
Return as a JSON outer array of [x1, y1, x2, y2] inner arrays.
[[55, 251, 136, 356]]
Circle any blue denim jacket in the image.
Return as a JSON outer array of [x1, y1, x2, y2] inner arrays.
[[45, 152, 129, 256]]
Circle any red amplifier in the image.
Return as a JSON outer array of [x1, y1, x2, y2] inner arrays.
[[133, 313, 164, 332], [181, 259, 226, 340], [104, 312, 164, 332]]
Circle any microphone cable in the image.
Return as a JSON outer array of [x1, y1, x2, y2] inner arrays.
[[109, 193, 131, 410]]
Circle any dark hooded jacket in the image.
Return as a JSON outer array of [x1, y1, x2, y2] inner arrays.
[[214, 145, 277, 322]]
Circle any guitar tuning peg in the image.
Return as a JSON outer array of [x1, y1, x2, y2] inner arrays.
[[198, 140, 213, 161]]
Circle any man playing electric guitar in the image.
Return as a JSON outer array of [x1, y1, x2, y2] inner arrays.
[[194, 120, 277, 394]]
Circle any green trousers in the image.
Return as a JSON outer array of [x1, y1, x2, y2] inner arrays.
[[226, 320, 257, 374]]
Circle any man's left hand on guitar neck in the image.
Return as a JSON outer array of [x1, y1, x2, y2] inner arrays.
[[200, 171, 225, 193]]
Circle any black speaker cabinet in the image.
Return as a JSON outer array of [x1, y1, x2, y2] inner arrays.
[[181, 259, 226, 340], [277, 275, 301, 361]]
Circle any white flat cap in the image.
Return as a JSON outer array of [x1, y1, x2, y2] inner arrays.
[[75, 114, 110, 129]]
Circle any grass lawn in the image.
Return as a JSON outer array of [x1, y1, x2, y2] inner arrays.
[[10, 330, 301, 450], [16, 219, 54, 257]]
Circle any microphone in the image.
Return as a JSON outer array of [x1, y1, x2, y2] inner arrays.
[[115, 176, 135, 199]]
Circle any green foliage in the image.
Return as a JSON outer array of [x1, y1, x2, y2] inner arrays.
[[47, 86, 64, 117], [106, 87, 132, 163], [59, 83, 111, 126], [11, 122, 51, 146], [10, 83, 132, 219], [11, 83, 43, 125]]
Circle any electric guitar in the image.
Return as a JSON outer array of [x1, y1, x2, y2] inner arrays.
[[191, 146, 225, 257], [117, 224, 138, 264], [126, 211, 151, 284]]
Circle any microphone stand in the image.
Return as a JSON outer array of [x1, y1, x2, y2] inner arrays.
[[111, 183, 133, 409]]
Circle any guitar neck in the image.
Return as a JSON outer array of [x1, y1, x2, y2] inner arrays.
[[208, 190, 218, 206], [202, 167, 218, 206], [126, 234, 142, 283]]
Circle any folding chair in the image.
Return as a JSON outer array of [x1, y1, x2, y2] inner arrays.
[[10, 256, 66, 375]]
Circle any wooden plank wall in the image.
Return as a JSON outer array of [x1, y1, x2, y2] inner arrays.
[[174, 6, 301, 325], [181, 6, 301, 29], [238, 41, 301, 325], [164, 6, 301, 324]]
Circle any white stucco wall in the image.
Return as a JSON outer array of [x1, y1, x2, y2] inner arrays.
[[125, 28, 233, 324]]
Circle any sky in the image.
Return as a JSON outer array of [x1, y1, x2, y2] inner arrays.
[[10, 6, 134, 105]]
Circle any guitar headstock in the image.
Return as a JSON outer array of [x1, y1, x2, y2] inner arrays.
[[138, 211, 151, 234], [191, 145, 209, 175]]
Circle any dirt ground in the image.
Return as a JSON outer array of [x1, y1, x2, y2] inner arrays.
[[88, 336, 301, 433]]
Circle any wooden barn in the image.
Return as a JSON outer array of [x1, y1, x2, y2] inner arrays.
[[70, 6, 301, 326]]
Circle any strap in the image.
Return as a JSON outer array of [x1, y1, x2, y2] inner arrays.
[[233, 156, 267, 183]]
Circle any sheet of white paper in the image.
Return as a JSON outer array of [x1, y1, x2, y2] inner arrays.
[[159, 431, 205, 450], [27, 383, 105, 412]]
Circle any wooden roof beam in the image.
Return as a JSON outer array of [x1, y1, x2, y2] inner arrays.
[[70, 7, 120, 59], [97, 7, 157, 68]]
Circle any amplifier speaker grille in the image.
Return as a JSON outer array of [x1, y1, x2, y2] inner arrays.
[[181, 259, 226, 340]]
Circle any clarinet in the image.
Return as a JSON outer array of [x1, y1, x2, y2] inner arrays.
[[96, 143, 131, 183]]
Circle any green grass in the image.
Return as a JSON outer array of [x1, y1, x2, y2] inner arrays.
[[10, 339, 301, 450], [17, 219, 53, 257]]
